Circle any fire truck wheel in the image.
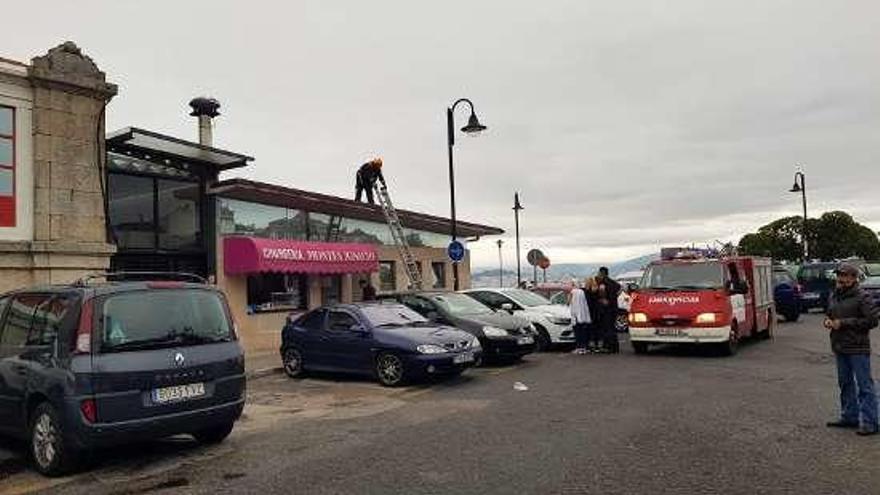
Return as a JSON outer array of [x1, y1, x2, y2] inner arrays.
[[718, 324, 739, 356], [632, 342, 649, 354]]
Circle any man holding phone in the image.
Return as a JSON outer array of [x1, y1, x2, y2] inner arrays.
[[825, 263, 880, 436]]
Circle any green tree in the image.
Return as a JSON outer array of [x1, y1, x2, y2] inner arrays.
[[739, 211, 880, 262]]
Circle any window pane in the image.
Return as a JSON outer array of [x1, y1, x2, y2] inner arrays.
[[2, 294, 47, 347], [218, 199, 294, 239], [0, 107, 11, 135], [297, 310, 325, 330], [328, 311, 357, 331], [29, 296, 74, 347], [432, 262, 447, 289], [247, 273, 307, 312], [109, 174, 155, 249], [158, 179, 201, 250], [0, 169, 12, 196], [0, 138, 11, 166], [379, 261, 396, 292], [322, 276, 342, 305]]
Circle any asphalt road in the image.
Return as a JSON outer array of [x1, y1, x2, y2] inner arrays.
[[5, 313, 880, 495]]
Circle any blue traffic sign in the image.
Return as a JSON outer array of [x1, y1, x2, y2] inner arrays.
[[447, 240, 465, 263]]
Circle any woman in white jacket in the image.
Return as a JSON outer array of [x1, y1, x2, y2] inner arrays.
[[570, 281, 593, 355]]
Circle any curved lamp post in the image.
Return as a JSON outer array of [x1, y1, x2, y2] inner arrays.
[[789, 170, 808, 260], [447, 98, 487, 290]]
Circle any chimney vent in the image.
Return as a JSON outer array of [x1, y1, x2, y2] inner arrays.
[[188, 97, 220, 147]]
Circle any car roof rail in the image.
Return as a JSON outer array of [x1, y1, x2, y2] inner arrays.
[[72, 271, 208, 287]]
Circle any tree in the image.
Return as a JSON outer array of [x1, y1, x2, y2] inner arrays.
[[738, 211, 880, 262]]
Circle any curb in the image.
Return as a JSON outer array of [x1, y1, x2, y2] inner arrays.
[[246, 366, 282, 380]]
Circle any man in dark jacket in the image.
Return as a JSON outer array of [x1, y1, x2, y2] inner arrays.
[[596, 267, 621, 353], [354, 158, 386, 204], [825, 263, 880, 436]]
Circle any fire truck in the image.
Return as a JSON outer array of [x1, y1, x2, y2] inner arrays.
[[628, 250, 775, 356]]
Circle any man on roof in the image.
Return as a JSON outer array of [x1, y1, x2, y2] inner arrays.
[[354, 157, 386, 204]]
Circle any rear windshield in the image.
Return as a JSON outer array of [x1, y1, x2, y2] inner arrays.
[[431, 293, 493, 315], [642, 262, 724, 290], [101, 289, 232, 352], [772, 271, 794, 286], [798, 265, 835, 281]]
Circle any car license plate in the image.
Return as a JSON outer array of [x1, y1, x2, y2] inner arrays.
[[656, 328, 687, 337], [517, 336, 534, 345], [803, 292, 820, 299], [453, 352, 474, 364], [152, 383, 206, 404]]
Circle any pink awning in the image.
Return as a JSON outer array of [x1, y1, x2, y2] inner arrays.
[[223, 237, 379, 275]]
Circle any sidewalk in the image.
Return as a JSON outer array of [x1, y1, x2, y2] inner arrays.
[[246, 351, 282, 379]]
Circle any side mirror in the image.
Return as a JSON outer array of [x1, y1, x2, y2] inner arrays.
[[626, 283, 639, 293], [349, 324, 369, 334], [501, 303, 514, 313]]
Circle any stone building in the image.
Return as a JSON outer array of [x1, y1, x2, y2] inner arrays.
[[0, 42, 117, 292]]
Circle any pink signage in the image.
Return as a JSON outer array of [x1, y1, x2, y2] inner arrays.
[[224, 237, 379, 275]]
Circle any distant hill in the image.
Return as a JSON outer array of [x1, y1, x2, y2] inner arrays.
[[470, 253, 658, 288]]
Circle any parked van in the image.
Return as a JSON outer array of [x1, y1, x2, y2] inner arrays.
[[0, 273, 246, 476]]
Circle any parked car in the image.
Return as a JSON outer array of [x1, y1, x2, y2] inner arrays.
[[864, 262, 880, 277], [861, 276, 880, 308], [381, 291, 538, 357], [772, 267, 802, 322], [796, 262, 865, 312], [461, 288, 574, 348], [0, 275, 245, 476], [280, 302, 481, 386]]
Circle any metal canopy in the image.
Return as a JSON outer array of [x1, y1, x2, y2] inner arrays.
[[106, 127, 253, 171]]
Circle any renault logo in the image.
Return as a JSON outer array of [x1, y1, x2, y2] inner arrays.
[[174, 352, 185, 367]]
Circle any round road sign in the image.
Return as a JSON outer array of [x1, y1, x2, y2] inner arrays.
[[447, 240, 465, 263]]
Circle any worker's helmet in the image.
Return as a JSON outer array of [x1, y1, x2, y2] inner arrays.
[[373, 157, 383, 168]]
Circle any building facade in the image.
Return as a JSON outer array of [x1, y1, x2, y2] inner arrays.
[[0, 43, 117, 292]]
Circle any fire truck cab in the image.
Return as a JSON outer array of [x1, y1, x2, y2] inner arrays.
[[629, 252, 775, 356]]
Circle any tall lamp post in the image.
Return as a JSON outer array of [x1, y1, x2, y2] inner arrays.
[[496, 239, 504, 287], [447, 98, 487, 290], [513, 192, 524, 287], [789, 170, 808, 260]]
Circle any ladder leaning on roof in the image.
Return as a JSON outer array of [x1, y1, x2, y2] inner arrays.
[[374, 184, 423, 290]]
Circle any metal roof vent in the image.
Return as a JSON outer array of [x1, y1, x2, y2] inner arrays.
[[188, 97, 220, 147]]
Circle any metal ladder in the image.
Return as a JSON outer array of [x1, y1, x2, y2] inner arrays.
[[375, 184, 423, 290]]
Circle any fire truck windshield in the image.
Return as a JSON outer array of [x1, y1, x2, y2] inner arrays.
[[642, 262, 725, 291]]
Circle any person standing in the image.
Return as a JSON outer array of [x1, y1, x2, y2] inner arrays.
[[359, 278, 377, 301], [354, 158, 386, 204], [825, 263, 880, 436], [570, 281, 592, 355], [595, 267, 621, 354], [584, 277, 603, 353]]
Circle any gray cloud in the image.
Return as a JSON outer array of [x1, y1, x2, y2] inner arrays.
[[5, 0, 879, 268]]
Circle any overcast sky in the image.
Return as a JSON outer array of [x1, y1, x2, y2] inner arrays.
[[6, 1, 880, 268]]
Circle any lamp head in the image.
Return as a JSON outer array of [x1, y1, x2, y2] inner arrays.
[[789, 182, 802, 193], [461, 112, 487, 136]]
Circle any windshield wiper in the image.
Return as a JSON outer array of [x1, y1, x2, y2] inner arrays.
[[673, 285, 714, 291], [646, 286, 675, 291]]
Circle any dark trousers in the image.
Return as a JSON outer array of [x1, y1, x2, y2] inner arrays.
[[836, 353, 878, 429], [599, 309, 619, 352], [585, 322, 602, 347], [574, 323, 590, 348], [354, 172, 375, 204]]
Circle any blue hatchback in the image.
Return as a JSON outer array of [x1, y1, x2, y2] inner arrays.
[[772, 268, 802, 322], [280, 302, 482, 386]]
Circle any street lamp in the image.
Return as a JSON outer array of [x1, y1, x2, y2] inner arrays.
[[447, 98, 487, 290], [496, 239, 504, 287], [513, 192, 524, 287], [789, 169, 808, 260]]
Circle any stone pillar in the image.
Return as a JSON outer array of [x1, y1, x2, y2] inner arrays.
[[341, 274, 354, 303], [28, 42, 117, 285]]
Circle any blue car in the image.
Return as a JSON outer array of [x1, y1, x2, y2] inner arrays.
[[280, 302, 482, 386], [772, 268, 801, 322]]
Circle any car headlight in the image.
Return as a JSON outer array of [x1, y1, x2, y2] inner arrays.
[[629, 312, 649, 324], [417, 344, 449, 354], [545, 315, 570, 325], [695, 312, 717, 324], [482, 326, 508, 337], [471, 338, 482, 349]]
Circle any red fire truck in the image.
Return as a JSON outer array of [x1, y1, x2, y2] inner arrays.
[[628, 251, 775, 356]]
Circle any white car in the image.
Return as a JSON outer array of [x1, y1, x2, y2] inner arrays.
[[461, 288, 574, 350]]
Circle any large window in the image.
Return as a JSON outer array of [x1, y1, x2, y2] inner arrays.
[[0, 105, 15, 227], [109, 173, 202, 252], [431, 262, 447, 289], [218, 198, 307, 240], [246, 273, 308, 313]]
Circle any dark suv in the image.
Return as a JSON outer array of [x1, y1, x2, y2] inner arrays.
[[0, 274, 246, 476]]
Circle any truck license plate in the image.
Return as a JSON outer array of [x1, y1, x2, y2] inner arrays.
[[656, 328, 687, 337], [152, 383, 206, 404]]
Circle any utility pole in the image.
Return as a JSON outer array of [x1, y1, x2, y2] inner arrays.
[[496, 239, 504, 287]]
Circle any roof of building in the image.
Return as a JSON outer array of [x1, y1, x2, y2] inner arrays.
[[107, 127, 253, 171], [210, 178, 504, 238]]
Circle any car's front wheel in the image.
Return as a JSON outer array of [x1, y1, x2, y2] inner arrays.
[[376, 353, 406, 387], [533, 325, 552, 352], [193, 422, 235, 445], [282, 347, 305, 379], [30, 402, 77, 477]]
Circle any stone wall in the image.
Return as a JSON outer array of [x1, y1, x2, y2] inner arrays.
[[0, 42, 117, 293]]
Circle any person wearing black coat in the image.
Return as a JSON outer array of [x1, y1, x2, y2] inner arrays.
[[354, 158, 386, 204], [825, 263, 880, 436], [595, 267, 621, 353]]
